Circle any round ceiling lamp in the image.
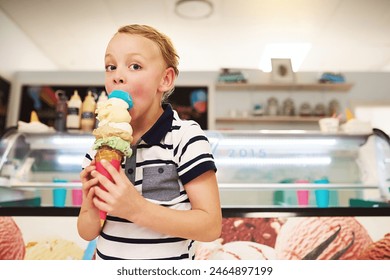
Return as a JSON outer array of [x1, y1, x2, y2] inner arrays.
[[175, 0, 213, 19]]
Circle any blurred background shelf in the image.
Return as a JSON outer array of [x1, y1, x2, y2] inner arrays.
[[216, 116, 322, 123], [216, 83, 353, 92]]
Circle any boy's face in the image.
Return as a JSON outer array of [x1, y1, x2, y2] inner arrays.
[[104, 33, 171, 120]]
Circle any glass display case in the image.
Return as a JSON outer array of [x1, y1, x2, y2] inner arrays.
[[0, 128, 389, 208], [208, 129, 390, 207]]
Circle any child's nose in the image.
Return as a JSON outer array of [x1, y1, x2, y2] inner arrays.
[[114, 75, 125, 84], [113, 70, 126, 84]]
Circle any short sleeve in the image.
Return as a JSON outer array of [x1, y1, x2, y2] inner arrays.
[[174, 122, 216, 185]]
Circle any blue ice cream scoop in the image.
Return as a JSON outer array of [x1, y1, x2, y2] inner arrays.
[[108, 90, 133, 109]]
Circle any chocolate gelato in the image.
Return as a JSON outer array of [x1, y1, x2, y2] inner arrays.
[[220, 218, 283, 247]]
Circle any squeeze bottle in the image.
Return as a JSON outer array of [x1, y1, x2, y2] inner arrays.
[[54, 90, 68, 132], [66, 90, 82, 130], [95, 91, 108, 128], [80, 91, 96, 132]]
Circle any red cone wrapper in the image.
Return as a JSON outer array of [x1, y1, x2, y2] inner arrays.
[[95, 147, 122, 223]]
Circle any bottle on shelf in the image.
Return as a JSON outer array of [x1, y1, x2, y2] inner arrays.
[[80, 91, 96, 132], [66, 90, 82, 130], [94, 91, 108, 128], [54, 90, 68, 132]]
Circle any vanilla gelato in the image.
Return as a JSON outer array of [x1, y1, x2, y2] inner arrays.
[[25, 238, 84, 260], [195, 240, 276, 260]]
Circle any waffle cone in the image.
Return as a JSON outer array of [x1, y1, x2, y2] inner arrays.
[[95, 146, 123, 162]]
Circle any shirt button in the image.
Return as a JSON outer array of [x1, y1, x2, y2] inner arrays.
[[158, 167, 164, 174], [127, 168, 134, 174]]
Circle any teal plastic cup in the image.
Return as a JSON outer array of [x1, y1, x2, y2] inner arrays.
[[315, 189, 330, 207], [53, 188, 67, 207], [314, 178, 330, 208]]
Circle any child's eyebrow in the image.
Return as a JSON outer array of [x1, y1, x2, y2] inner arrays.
[[105, 53, 114, 59]]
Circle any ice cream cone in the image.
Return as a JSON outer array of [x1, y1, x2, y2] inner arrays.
[[95, 146, 123, 162], [95, 146, 123, 222], [92, 90, 133, 226]]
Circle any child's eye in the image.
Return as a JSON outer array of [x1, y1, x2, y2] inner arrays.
[[105, 65, 116, 72], [129, 64, 142, 71]]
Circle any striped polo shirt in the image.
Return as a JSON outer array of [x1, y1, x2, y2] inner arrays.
[[82, 104, 217, 260]]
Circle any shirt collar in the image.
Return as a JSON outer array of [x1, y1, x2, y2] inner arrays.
[[141, 103, 174, 145]]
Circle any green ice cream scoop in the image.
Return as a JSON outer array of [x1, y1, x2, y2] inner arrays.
[[93, 136, 132, 157]]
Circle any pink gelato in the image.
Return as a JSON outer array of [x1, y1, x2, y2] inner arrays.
[[0, 217, 25, 260], [358, 233, 390, 260], [275, 217, 373, 260]]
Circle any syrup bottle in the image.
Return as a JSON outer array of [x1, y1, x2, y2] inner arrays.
[[80, 91, 96, 132]]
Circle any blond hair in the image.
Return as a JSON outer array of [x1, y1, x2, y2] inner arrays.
[[117, 24, 179, 102]]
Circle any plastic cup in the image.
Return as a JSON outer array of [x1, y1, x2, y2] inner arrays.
[[295, 179, 309, 206], [315, 189, 330, 208], [296, 190, 309, 206], [72, 189, 83, 206], [314, 178, 330, 208], [53, 188, 67, 207]]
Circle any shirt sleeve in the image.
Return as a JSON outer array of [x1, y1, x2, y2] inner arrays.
[[175, 122, 217, 185], [81, 148, 96, 169]]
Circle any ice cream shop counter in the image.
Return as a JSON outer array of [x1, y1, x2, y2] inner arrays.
[[1, 129, 390, 260], [1, 128, 390, 208]]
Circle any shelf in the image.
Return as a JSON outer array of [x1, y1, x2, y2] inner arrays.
[[2, 181, 378, 191], [216, 82, 353, 92], [219, 183, 379, 190], [0, 181, 82, 189], [216, 116, 322, 123]]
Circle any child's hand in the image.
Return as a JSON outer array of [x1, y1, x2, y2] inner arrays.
[[79, 160, 99, 212], [92, 159, 146, 222]]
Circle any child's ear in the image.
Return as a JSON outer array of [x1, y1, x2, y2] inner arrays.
[[158, 67, 175, 92]]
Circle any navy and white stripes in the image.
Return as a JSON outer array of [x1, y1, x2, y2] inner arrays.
[[82, 104, 216, 260]]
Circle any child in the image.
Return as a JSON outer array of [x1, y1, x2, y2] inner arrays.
[[77, 24, 222, 260]]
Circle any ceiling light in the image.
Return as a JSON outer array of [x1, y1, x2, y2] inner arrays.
[[259, 43, 312, 72], [175, 0, 213, 19]]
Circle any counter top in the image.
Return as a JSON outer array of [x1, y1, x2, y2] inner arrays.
[[0, 206, 388, 217]]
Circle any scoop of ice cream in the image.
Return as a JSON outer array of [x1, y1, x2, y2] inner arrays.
[[220, 217, 283, 248], [93, 123, 133, 142], [195, 240, 276, 260], [0, 217, 25, 260], [25, 238, 84, 260], [95, 98, 131, 125], [108, 89, 134, 108], [93, 90, 133, 157], [93, 136, 132, 157], [358, 233, 390, 260], [275, 217, 373, 260]]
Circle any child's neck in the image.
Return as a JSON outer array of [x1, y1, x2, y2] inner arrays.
[[131, 106, 164, 144]]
